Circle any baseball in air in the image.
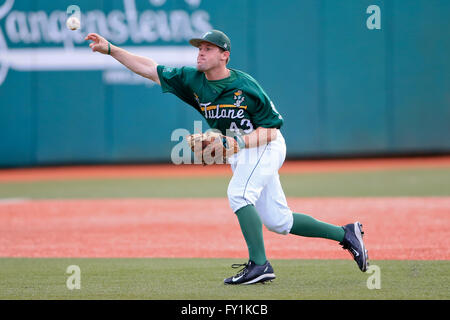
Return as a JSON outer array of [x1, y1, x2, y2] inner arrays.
[[66, 16, 80, 30]]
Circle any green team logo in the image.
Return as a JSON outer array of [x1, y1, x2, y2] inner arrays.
[[233, 90, 245, 107]]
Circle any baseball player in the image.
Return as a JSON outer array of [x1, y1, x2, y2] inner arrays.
[[85, 30, 369, 285]]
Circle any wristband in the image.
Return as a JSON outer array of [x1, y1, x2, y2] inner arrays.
[[233, 135, 246, 149], [107, 42, 111, 55]]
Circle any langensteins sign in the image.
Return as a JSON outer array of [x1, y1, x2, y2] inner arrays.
[[0, 0, 212, 86]]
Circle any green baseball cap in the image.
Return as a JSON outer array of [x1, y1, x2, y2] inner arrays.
[[189, 30, 231, 52]]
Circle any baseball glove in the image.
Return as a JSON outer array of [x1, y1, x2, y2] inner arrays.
[[186, 131, 240, 165]]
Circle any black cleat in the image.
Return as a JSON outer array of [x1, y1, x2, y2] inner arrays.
[[340, 222, 369, 272], [224, 260, 276, 285]]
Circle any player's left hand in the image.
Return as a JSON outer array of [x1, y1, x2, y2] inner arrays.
[[186, 131, 241, 165], [221, 135, 241, 157], [203, 133, 241, 165]]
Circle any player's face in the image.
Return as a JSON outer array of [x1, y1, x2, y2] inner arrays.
[[196, 42, 228, 72]]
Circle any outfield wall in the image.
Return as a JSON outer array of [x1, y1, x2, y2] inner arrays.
[[0, 0, 449, 167]]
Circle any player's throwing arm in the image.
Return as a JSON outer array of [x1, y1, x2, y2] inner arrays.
[[85, 33, 160, 85]]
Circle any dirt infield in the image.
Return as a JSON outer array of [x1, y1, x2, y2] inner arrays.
[[1, 197, 448, 260], [1, 156, 450, 182], [1, 157, 448, 261]]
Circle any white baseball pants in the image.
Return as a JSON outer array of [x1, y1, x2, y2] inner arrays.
[[227, 130, 294, 235]]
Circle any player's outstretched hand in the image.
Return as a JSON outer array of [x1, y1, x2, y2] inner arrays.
[[85, 33, 109, 54]]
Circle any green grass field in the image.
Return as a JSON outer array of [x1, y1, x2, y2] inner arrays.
[[0, 258, 448, 300], [1, 168, 449, 199], [0, 167, 449, 300]]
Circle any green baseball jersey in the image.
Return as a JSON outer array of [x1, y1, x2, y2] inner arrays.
[[156, 65, 283, 135]]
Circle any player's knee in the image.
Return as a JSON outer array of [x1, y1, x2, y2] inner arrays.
[[263, 213, 293, 235], [266, 223, 290, 235]]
